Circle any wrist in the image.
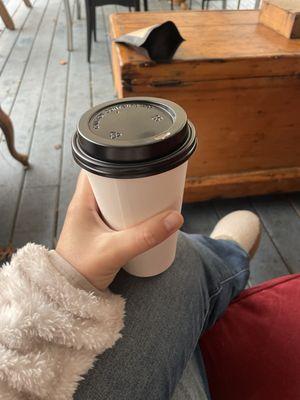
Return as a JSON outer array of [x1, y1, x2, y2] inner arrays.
[[49, 249, 104, 296]]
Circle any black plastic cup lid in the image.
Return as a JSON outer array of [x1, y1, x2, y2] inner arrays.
[[72, 97, 197, 179]]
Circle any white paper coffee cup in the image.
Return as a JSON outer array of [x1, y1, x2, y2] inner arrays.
[[72, 97, 197, 277]]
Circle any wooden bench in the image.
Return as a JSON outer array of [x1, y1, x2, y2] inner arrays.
[[0, 106, 29, 167], [0, 0, 32, 30]]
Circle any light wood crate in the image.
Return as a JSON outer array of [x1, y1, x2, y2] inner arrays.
[[110, 9, 300, 202]]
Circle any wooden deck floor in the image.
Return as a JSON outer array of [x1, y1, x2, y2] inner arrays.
[[0, 0, 299, 284]]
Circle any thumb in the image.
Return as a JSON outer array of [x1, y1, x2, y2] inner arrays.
[[115, 210, 184, 262]]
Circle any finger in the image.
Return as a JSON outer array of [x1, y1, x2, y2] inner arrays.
[[71, 170, 97, 210], [69, 171, 112, 232], [114, 210, 184, 262]]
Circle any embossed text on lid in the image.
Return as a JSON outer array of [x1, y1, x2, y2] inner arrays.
[[73, 96, 197, 177], [88, 100, 175, 145]]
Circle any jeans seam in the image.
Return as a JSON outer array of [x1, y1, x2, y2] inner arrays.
[[200, 267, 249, 333], [220, 268, 249, 285]]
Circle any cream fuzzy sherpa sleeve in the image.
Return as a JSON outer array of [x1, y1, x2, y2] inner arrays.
[[0, 243, 125, 400]]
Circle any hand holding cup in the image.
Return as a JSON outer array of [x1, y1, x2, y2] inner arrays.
[[72, 97, 197, 277], [56, 171, 184, 290]]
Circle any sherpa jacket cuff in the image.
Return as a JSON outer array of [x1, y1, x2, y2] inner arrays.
[[0, 243, 125, 399]]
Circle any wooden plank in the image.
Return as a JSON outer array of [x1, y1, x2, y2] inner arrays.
[[0, 0, 59, 247], [252, 194, 300, 274], [0, 0, 36, 74], [0, 0, 38, 157], [56, 0, 91, 238], [183, 168, 300, 202], [214, 197, 290, 284], [110, 11, 300, 70], [259, 0, 300, 39], [181, 201, 219, 236], [115, 73, 300, 201], [13, 1, 70, 248], [112, 51, 300, 85], [288, 192, 300, 217], [13, 186, 58, 247], [112, 43, 300, 86], [91, 5, 115, 105], [110, 10, 261, 31], [0, 0, 49, 109], [0, 0, 48, 246]]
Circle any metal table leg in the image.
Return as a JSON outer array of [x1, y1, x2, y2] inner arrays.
[[254, 0, 261, 8], [63, 0, 73, 51], [76, 0, 81, 19]]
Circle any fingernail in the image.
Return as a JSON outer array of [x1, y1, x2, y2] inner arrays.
[[164, 212, 182, 232]]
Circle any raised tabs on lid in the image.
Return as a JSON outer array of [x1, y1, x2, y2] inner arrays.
[[88, 101, 174, 143], [76, 97, 191, 163], [73, 97, 197, 178]]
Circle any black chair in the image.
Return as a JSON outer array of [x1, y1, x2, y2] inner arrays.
[[85, 0, 148, 62]]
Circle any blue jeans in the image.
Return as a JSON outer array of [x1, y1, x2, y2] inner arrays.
[[74, 232, 249, 400]]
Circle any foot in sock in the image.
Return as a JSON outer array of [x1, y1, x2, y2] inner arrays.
[[210, 210, 261, 258]]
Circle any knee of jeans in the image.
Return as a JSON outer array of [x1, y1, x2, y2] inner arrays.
[[167, 231, 208, 288], [191, 235, 249, 275], [176, 233, 250, 294], [175, 232, 204, 270]]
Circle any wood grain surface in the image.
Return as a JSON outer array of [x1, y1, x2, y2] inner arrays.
[[259, 0, 300, 39], [110, 9, 300, 201]]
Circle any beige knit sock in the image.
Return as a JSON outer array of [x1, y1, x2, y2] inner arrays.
[[210, 210, 261, 257]]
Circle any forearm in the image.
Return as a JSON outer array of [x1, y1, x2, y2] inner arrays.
[[0, 243, 125, 399]]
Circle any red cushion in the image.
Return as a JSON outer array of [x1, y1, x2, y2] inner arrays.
[[200, 274, 300, 400]]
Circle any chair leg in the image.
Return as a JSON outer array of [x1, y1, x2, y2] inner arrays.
[[85, 0, 92, 62], [222, 0, 226, 9], [201, 0, 205, 9], [0, 0, 15, 30], [143, 0, 148, 11], [76, 0, 81, 19], [0, 107, 29, 168], [23, 0, 32, 7], [63, 0, 73, 51], [237, 0, 241, 8], [171, 0, 174, 10], [92, 6, 96, 42], [134, 0, 140, 11]]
